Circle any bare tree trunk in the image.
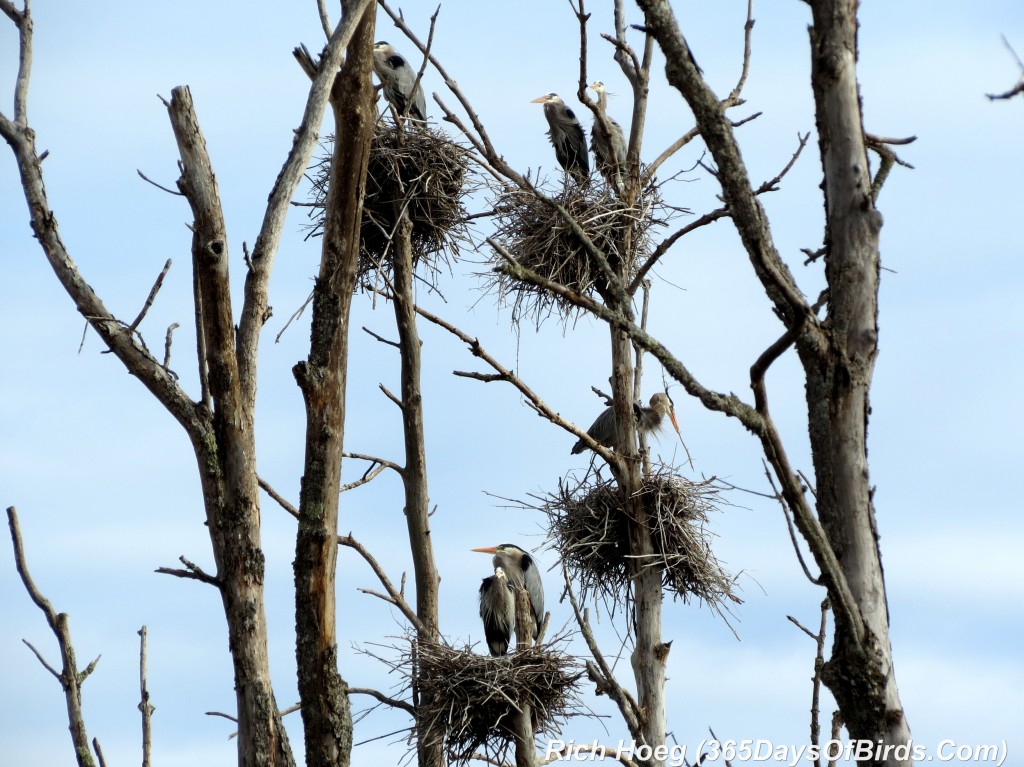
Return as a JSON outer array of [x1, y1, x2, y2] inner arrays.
[[634, 0, 911, 761], [169, 86, 296, 767], [390, 207, 443, 767], [609, 324, 668, 767], [805, 2, 912, 762], [292, 5, 376, 765]]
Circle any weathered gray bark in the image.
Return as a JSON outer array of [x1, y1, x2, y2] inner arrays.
[[390, 208, 444, 767], [633, 0, 911, 762], [291, 3, 376, 765], [2, 0, 376, 762], [805, 2, 911, 761], [168, 86, 296, 767]]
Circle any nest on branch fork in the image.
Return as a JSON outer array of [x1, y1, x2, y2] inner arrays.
[[415, 640, 584, 766], [543, 467, 739, 613], [305, 122, 472, 284], [485, 178, 663, 326]]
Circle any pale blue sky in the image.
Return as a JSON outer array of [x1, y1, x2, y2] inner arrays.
[[2, 2, 1022, 765]]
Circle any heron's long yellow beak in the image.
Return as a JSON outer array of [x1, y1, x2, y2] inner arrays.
[[471, 546, 498, 554], [669, 410, 681, 436], [530, 95, 550, 104]]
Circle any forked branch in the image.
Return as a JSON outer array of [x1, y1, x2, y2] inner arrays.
[[7, 506, 101, 767]]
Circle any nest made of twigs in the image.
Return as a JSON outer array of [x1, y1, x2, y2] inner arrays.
[[485, 178, 663, 326], [305, 122, 472, 283], [544, 468, 739, 612], [415, 640, 584, 766]]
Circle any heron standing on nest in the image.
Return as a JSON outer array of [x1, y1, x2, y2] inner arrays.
[[473, 543, 545, 656], [589, 81, 627, 192], [530, 92, 589, 184], [571, 391, 683, 456], [373, 41, 427, 122]]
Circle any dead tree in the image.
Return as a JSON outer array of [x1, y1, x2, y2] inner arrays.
[[1, 1, 377, 765]]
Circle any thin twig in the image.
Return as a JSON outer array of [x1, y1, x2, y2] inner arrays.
[[128, 259, 172, 333], [339, 534, 426, 633], [350, 687, 416, 716], [155, 555, 220, 587], [136, 169, 183, 196], [258, 476, 298, 518]]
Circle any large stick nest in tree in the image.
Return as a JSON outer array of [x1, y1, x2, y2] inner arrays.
[[543, 468, 740, 613], [305, 122, 473, 284], [484, 180, 664, 326], [415, 640, 584, 766]]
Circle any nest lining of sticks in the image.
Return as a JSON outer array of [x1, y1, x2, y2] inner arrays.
[[305, 122, 472, 283], [416, 640, 584, 766], [484, 178, 663, 326], [543, 468, 739, 611]]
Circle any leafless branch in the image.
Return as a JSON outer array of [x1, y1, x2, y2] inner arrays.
[[986, 37, 1024, 100], [0, 0, 31, 125], [562, 568, 641, 736], [350, 687, 416, 716], [342, 451, 404, 477], [155, 555, 221, 587], [92, 738, 108, 767], [7, 506, 100, 767], [128, 259, 172, 333], [339, 460, 389, 493], [633, 134, 808, 293], [162, 322, 179, 371], [338, 534, 426, 633], [412, 299, 621, 468], [864, 133, 916, 202], [136, 168, 183, 196], [315, 0, 331, 40], [764, 462, 821, 586], [750, 316, 806, 415], [138, 626, 155, 767], [362, 325, 400, 348], [258, 476, 299, 518], [274, 288, 314, 344], [237, 0, 376, 408], [21, 638, 59, 678]]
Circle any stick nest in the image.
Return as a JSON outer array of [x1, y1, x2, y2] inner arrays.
[[306, 123, 472, 283], [543, 468, 740, 611], [415, 640, 584, 766], [485, 180, 663, 326]]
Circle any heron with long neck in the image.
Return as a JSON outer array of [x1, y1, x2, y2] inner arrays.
[[571, 391, 682, 455], [372, 41, 427, 122], [472, 543, 544, 655], [589, 81, 627, 192], [531, 92, 590, 184]]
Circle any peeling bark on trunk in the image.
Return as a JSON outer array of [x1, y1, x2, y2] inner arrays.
[[292, 6, 376, 766]]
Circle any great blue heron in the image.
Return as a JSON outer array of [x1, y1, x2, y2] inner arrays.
[[589, 81, 627, 191], [472, 543, 545, 656], [530, 93, 589, 184], [571, 391, 681, 455], [478, 567, 514, 656], [373, 41, 427, 122]]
